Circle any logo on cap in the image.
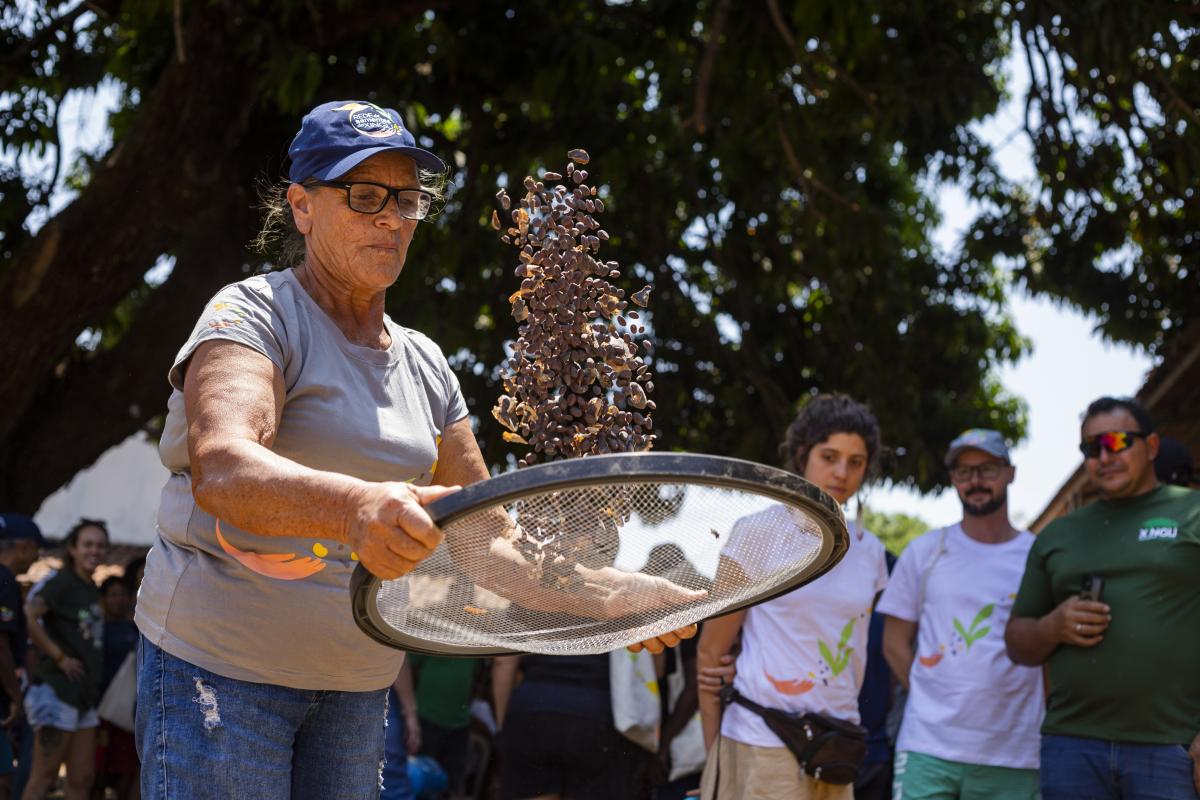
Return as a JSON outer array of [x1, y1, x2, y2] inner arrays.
[[334, 102, 404, 139]]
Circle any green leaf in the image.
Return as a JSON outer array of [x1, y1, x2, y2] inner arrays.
[[970, 604, 995, 629], [818, 640, 835, 669], [953, 618, 968, 642], [838, 618, 856, 647], [967, 625, 991, 646]]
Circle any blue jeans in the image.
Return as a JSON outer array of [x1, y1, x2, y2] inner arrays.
[[1041, 734, 1199, 800], [381, 687, 413, 800], [135, 636, 388, 799]]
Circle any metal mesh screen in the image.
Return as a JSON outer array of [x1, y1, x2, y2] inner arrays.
[[368, 479, 837, 655]]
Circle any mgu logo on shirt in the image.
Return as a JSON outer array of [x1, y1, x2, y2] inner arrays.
[[1137, 517, 1179, 541]]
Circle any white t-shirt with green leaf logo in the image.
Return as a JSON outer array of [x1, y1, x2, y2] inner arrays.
[[720, 511, 888, 747], [877, 525, 1043, 769]]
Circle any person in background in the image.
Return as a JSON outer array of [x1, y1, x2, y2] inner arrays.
[[93, 577, 138, 800], [697, 393, 889, 800], [1155, 435, 1195, 488], [879, 429, 1042, 799], [382, 660, 420, 800], [1006, 396, 1200, 799], [0, 515, 46, 800], [120, 558, 145, 609], [653, 632, 703, 800], [22, 519, 108, 800], [408, 654, 482, 798], [854, 549, 897, 800], [493, 653, 650, 800]]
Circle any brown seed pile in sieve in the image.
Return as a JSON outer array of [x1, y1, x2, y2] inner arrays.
[[489, 149, 657, 584]]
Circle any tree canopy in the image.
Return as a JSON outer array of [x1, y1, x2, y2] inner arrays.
[[2, 0, 1196, 513]]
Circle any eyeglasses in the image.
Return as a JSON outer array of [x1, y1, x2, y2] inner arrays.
[[949, 463, 1007, 483], [1079, 431, 1146, 459], [303, 180, 434, 219]]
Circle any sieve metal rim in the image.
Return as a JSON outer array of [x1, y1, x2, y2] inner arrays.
[[351, 452, 849, 656]]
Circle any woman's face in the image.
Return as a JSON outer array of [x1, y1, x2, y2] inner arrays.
[[801, 432, 869, 505], [288, 151, 421, 291], [70, 526, 109, 576]]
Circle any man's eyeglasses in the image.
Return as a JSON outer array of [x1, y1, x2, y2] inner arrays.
[[1079, 431, 1146, 459], [949, 463, 1007, 483], [303, 180, 434, 219]]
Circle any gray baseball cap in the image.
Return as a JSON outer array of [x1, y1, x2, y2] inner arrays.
[[945, 429, 1011, 467]]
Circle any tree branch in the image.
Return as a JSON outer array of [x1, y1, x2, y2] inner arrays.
[[683, 0, 732, 134], [775, 119, 860, 214]]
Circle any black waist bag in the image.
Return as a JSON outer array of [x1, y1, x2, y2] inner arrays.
[[721, 685, 867, 785]]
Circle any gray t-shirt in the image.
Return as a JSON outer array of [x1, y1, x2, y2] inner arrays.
[[135, 269, 468, 691]]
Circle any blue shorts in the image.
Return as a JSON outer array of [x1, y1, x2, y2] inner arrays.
[[24, 683, 98, 732]]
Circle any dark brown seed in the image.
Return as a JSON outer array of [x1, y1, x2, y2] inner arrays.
[[567, 148, 591, 164], [631, 286, 651, 306], [543, 171, 563, 181]]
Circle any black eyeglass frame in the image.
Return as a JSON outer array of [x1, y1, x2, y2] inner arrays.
[[302, 179, 434, 219], [1078, 430, 1148, 459], [948, 462, 1008, 483]]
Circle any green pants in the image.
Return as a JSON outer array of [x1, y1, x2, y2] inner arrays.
[[893, 750, 1040, 800]]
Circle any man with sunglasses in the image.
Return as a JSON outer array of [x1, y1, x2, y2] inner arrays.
[[879, 429, 1042, 799], [1006, 396, 1200, 799]]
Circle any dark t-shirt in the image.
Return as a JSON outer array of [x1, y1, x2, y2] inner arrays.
[[101, 619, 139, 698], [509, 654, 611, 723], [858, 550, 898, 764], [0, 564, 27, 698], [31, 569, 104, 711], [1013, 484, 1200, 744]]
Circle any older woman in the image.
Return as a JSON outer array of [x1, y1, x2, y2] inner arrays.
[[134, 100, 691, 800]]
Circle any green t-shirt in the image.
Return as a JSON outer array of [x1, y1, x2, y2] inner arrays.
[[31, 569, 104, 711], [410, 653, 480, 730], [1013, 484, 1200, 745]]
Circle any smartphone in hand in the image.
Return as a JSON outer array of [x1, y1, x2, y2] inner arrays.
[[1080, 574, 1105, 603]]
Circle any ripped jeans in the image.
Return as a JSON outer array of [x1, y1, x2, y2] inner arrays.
[[135, 636, 388, 800]]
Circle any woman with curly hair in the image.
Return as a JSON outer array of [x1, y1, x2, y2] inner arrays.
[[697, 394, 889, 800]]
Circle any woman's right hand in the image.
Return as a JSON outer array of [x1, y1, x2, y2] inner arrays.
[[346, 482, 461, 580], [59, 656, 85, 682], [697, 653, 737, 696]]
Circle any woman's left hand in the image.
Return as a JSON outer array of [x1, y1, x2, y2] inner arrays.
[[59, 656, 85, 682], [627, 624, 698, 654], [697, 653, 737, 695]]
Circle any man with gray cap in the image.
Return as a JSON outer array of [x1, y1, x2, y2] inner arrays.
[[878, 430, 1043, 799]]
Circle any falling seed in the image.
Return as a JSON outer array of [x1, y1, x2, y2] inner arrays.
[[567, 148, 591, 164], [543, 171, 562, 180], [631, 285, 652, 306], [491, 210, 501, 230]]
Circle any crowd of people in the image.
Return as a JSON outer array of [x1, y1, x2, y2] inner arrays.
[[0, 516, 143, 800], [2, 98, 1196, 800], [375, 393, 1199, 800]]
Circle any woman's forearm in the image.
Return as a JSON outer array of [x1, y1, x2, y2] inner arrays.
[[191, 437, 368, 544]]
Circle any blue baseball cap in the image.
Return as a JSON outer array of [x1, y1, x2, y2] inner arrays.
[[945, 429, 1011, 467], [0, 513, 47, 547], [287, 100, 446, 183]]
